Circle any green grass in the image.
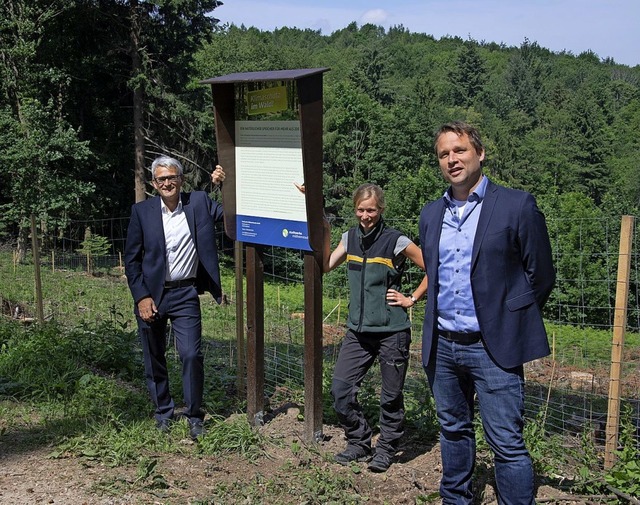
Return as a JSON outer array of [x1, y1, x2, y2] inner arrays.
[[198, 414, 269, 458], [546, 322, 640, 373], [1, 251, 639, 502], [201, 464, 363, 505]]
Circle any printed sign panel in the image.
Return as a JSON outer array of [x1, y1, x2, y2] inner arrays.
[[247, 86, 288, 115], [235, 120, 310, 250]]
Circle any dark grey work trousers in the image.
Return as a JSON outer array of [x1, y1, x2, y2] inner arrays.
[[331, 328, 411, 457]]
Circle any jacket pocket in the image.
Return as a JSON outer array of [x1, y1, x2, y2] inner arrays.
[[506, 290, 536, 311]]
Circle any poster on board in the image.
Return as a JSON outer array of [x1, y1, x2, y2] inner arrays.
[[235, 120, 310, 250]]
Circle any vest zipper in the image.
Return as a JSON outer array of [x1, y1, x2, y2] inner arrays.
[[357, 249, 367, 332]]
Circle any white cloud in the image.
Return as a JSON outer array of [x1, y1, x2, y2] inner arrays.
[[361, 9, 390, 25]]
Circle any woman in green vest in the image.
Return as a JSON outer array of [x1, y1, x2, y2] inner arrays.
[[323, 183, 427, 473]]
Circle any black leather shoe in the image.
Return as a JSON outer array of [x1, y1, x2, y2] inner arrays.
[[334, 445, 371, 465], [368, 453, 392, 473], [156, 418, 173, 433], [188, 419, 204, 440]]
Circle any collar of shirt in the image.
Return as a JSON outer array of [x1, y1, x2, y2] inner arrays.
[[442, 174, 488, 206], [160, 196, 183, 215]]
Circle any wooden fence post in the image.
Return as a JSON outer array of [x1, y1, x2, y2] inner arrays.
[[604, 215, 634, 469], [30, 214, 44, 324]]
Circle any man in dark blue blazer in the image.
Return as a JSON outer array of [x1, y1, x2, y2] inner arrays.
[[419, 122, 555, 504], [124, 155, 225, 440]]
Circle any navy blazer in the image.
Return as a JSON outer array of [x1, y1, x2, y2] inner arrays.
[[124, 191, 224, 309], [418, 179, 555, 369]]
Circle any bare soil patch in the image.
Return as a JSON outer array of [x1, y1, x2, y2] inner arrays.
[[0, 405, 589, 505]]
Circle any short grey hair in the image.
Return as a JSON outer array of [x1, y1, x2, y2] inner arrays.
[[151, 155, 184, 178]]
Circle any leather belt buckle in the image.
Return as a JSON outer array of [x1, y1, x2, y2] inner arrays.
[[164, 278, 196, 289], [438, 330, 482, 344]]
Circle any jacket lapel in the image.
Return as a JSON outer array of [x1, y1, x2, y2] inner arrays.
[[148, 196, 167, 256], [471, 180, 498, 271], [181, 192, 196, 242], [427, 199, 446, 276]]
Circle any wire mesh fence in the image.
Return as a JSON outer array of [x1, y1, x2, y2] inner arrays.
[[1, 213, 639, 450]]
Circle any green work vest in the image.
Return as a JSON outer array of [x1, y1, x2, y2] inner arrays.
[[346, 220, 410, 333]]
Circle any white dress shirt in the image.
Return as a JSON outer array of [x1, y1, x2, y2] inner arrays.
[[160, 197, 199, 282]]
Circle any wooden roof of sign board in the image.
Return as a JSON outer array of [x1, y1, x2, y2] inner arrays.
[[200, 68, 330, 85]]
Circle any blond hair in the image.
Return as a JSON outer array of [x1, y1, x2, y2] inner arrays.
[[353, 183, 385, 212]]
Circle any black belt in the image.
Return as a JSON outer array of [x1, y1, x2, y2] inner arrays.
[[164, 278, 196, 289], [438, 330, 482, 344]]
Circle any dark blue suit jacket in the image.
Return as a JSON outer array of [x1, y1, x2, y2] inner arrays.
[[124, 191, 224, 310], [418, 179, 555, 369]]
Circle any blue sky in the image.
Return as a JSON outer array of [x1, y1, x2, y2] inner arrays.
[[214, 0, 640, 67]]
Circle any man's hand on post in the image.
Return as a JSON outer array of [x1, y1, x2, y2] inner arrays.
[[211, 165, 225, 185]]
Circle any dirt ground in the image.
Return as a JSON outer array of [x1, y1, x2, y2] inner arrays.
[[0, 404, 592, 505], [0, 311, 631, 504]]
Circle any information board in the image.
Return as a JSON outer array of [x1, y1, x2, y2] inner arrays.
[[235, 120, 310, 250]]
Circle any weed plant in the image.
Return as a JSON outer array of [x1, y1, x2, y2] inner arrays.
[[55, 418, 174, 467], [92, 456, 174, 497], [202, 464, 362, 504], [524, 412, 569, 476], [198, 414, 268, 459], [603, 407, 640, 498], [0, 319, 140, 400]]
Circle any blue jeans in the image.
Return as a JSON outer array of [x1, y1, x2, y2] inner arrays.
[[425, 337, 534, 505]]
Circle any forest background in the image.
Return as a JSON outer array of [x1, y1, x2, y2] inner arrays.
[[1, 0, 639, 321]]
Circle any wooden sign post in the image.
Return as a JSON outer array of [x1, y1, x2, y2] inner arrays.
[[202, 69, 329, 442]]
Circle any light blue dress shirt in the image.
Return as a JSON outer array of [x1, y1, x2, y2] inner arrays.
[[437, 176, 489, 333]]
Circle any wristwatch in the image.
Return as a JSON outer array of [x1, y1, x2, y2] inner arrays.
[[410, 295, 417, 305]]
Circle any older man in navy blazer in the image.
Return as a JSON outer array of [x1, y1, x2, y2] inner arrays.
[[419, 122, 555, 504], [124, 155, 225, 440]]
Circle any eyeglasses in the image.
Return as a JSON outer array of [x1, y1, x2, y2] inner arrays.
[[154, 175, 182, 185]]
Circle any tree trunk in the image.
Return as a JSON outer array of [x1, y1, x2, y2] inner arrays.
[[130, 0, 146, 203], [16, 227, 27, 264]]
